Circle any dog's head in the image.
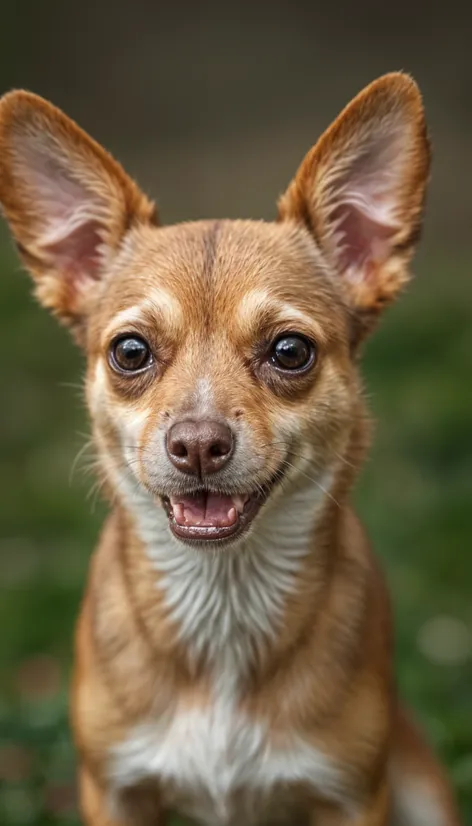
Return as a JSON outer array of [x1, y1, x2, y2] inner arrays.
[[0, 75, 430, 546]]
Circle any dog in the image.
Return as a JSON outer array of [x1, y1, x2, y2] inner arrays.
[[0, 73, 462, 825]]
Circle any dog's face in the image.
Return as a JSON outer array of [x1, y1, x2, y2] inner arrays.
[[86, 219, 352, 544], [0, 75, 430, 546]]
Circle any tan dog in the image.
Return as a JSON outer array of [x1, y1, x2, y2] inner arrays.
[[0, 74, 462, 826]]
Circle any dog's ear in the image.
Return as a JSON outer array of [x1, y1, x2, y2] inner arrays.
[[0, 91, 157, 342], [278, 73, 431, 345]]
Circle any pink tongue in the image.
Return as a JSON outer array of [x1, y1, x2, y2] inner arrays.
[[170, 493, 238, 528]]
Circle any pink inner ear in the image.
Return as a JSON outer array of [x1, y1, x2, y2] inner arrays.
[[13, 137, 109, 284], [42, 219, 104, 284], [331, 202, 397, 282]]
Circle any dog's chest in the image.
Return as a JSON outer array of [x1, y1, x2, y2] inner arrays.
[[110, 689, 344, 826], [109, 486, 346, 823]]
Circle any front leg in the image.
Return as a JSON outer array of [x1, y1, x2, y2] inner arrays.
[[79, 766, 166, 826], [311, 782, 389, 826]]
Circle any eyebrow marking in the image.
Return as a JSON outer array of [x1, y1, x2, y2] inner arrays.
[[236, 289, 271, 324], [102, 288, 183, 341], [237, 289, 315, 330], [144, 288, 183, 327], [272, 301, 315, 328], [103, 306, 147, 339]]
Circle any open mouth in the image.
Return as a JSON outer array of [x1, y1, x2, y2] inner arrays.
[[162, 490, 262, 544], [161, 466, 286, 545]]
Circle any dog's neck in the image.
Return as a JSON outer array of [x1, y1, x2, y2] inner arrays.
[[118, 472, 338, 681]]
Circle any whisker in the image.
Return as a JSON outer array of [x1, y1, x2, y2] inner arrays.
[[331, 449, 356, 469], [259, 439, 356, 473], [86, 478, 105, 512], [69, 438, 95, 485], [280, 459, 341, 509], [58, 381, 84, 391]]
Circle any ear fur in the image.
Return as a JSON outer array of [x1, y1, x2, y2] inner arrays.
[[0, 90, 157, 341], [278, 73, 431, 344]]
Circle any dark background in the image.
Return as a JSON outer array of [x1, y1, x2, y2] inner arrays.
[[0, 2, 471, 823]]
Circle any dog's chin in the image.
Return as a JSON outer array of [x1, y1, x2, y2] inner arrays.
[[158, 467, 286, 548]]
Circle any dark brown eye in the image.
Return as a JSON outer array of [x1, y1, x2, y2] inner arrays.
[[110, 336, 152, 373], [270, 334, 315, 372]]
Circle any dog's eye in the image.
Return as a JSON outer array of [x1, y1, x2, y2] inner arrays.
[[110, 336, 152, 373], [269, 334, 315, 372]]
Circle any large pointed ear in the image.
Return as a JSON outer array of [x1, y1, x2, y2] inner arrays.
[[278, 73, 431, 344], [0, 91, 157, 342]]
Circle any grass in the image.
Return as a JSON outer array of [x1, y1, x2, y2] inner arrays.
[[0, 234, 471, 824]]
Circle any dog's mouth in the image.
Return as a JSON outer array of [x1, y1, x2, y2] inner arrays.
[[162, 491, 257, 543], [161, 468, 285, 545]]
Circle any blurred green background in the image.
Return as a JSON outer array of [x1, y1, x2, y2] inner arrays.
[[0, 2, 471, 824]]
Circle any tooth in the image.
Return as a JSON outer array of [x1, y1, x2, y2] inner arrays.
[[227, 507, 237, 524], [172, 503, 184, 523], [232, 495, 247, 514]]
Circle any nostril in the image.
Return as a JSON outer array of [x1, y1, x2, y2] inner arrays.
[[167, 420, 233, 476], [209, 442, 228, 458], [171, 441, 188, 458]]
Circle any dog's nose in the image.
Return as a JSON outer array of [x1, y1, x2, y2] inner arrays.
[[166, 420, 234, 476]]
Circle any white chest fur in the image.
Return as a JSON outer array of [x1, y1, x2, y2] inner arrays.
[[110, 671, 347, 826], [125, 478, 328, 668], [108, 478, 348, 823]]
